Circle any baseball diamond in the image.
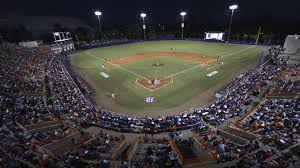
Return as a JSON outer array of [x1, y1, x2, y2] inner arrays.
[[136, 77, 174, 92], [2, 1, 300, 168], [71, 40, 261, 116]]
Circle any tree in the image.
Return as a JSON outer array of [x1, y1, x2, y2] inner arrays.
[[53, 23, 64, 32], [0, 24, 9, 42], [7, 24, 33, 42], [249, 34, 257, 43], [232, 33, 241, 41], [74, 27, 94, 42], [38, 33, 53, 44]]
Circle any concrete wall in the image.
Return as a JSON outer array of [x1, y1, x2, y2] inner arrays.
[[284, 35, 300, 54], [19, 41, 39, 48]]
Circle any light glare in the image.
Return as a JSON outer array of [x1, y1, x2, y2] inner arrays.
[[180, 12, 186, 16], [140, 13, 146, 18], [95, 11, 102, 16], [229, 5, 238, 10]]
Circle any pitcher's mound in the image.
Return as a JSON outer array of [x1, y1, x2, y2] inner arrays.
[[136, 77, 173, 92], [152, 63, 165, 67]]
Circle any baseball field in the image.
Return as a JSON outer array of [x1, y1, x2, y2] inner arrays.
[[70, 40, 261, 116]]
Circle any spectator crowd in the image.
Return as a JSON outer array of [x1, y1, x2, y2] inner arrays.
[[0, 42, 299, 167]]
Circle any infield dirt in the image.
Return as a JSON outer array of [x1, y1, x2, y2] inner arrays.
[[108, 52, 217, 65], [136, 77, 173, 92]]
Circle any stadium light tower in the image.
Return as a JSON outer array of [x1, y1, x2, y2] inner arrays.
[[227, 5, 238, 42], [180, 11, 186, 40], [95, 11, 104, 41], [140, 13, 147, 40]]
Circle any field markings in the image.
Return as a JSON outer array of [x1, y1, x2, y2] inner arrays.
[[135, 78, 153, 91], [206, 46, 258, 71], [163, 45, 256, 79], [100, 72, 110, 78], [163, 59, 216, 79], [86, 52, 149, 80], [85, 45, 256, 87], [135, 78, 174, 92], [206, 71, 219, 77]]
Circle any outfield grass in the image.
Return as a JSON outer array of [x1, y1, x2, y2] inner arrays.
[[122, 56, 198, 78], [71, 40, 260, 111]]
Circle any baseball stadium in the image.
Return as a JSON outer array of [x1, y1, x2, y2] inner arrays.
[[1, 0, 300, 168], [71, 41, 261, 116]]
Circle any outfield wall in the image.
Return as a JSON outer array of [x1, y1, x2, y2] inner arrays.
[[79, 38, 271, 50]]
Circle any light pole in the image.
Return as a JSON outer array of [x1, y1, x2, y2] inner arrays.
[[180, 12, 186, 40], [140, 13, 147, 40], [95, 11, 103, 41], [227, 5, 238, 42]]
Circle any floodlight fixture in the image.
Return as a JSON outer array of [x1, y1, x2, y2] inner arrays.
[[180, 11, 187, 40], [95, 11, 102, 16], [140, 13, 146, 18], [180, 12, 186, 16], [227, 5, 238, 42], [229, 5, 238, 10], [140, 13, 147, 40], [94, 10, 103, 41]]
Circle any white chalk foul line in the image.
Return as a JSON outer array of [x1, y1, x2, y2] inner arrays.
[[135, 78, 174, 92], [207, 46, 258, 71], [164, 45, 256, 79], [221, 45, 256, 58], [164, 59, 217, 79], [87, 45, 255, 83], [86, 52, 149, 80], [135, 78, 153, 92]]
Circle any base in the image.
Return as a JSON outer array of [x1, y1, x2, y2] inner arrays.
[[136, 77, 173, 92]]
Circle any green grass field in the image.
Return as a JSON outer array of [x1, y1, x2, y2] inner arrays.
[[71, 40, 261, 111], [122, 56, 198, 78]]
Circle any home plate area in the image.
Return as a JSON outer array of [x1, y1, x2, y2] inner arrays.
[[136, 77, 173, 92]]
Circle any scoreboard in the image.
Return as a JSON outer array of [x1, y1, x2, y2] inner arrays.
[[205, 32, 224, 41]]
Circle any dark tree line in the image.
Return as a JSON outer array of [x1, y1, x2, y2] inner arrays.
[[0, 24, 33, 43], [0, 17, 299, 45]]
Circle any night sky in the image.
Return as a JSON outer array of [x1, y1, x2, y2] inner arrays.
[[1, 0, 300, 26]]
